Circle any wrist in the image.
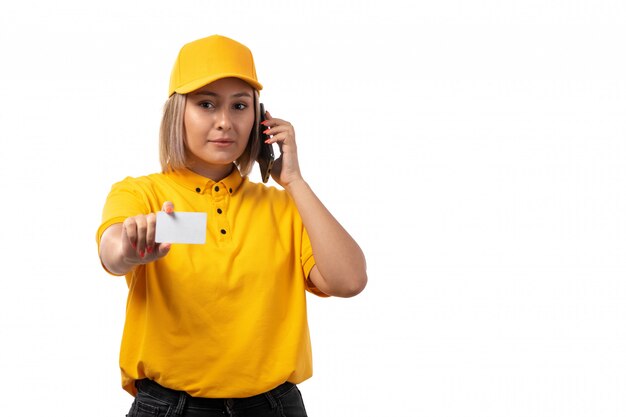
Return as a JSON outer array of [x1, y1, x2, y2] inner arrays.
[[283, 177, 307, 194]]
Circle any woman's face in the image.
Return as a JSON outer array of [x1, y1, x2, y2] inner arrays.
[[183, 77, 255, 178]]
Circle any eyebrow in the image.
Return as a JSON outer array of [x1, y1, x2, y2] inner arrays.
[[191, 91, 253, 98]]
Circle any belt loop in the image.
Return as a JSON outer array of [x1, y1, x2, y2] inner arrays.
[[264, 390, 278, 410], [171, 390, 188, 417], [224, 398, 235, 416]]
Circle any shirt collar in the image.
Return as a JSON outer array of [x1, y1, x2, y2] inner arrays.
[[165, 165, 244, 196]]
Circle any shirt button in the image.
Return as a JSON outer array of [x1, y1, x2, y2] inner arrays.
[[195, 187, 201, 193], [214, 186, 220, 192], [229, 188, 233, 193], [217, 208, 222, 214], [220, 229, 227, 235]]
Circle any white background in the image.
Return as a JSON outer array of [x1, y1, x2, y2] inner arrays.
[[1, 0, 625, 416]]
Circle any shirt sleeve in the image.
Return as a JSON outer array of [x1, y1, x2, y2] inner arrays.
[[300, 226, 330, 298], [95, 177, 151, 275]]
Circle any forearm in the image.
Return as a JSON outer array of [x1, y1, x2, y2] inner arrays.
[[285, 179, 367, 297]]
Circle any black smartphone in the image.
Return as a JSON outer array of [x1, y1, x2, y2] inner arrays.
[[258, 103, 274, 183]]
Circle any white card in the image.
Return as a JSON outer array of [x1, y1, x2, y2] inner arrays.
[[155, 211, 207, 244]]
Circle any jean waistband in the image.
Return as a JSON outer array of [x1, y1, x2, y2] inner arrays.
[[135, 378, 295, 410]]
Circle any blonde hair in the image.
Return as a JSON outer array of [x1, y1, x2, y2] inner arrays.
[[159, 90, 261, 176]]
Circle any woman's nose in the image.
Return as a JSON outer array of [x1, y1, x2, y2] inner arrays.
[[216, 108, 232, 130]]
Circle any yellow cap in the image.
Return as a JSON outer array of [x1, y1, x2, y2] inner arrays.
[[168, 35, 263, 96]]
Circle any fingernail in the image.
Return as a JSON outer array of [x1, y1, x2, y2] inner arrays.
[[263, 129, 270, 134], [139, 250, 145, 258], [132, 242, 137, 249], [166, 207, 173, 214], [264, 140, 271, 144], [261, 120, 268, 126], [147, 246, 153, 254]]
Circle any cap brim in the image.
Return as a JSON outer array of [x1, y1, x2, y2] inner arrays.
[[172, 74, 263, 96]]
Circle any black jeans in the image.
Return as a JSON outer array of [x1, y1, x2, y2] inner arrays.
[[126, 379, 308, 417]]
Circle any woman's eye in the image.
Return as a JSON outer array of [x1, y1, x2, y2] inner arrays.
[[199, 102, 214, 109], [233, 103, 247, 111]]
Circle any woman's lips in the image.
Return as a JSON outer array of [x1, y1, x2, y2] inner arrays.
[[208, 139, 235, 147]]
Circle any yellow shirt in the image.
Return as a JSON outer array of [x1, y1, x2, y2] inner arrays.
[[96, 167, 327, 398]]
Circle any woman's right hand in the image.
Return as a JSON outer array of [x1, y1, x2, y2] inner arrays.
[[99, 201, 173, 275], [121, 201, 174, 264]]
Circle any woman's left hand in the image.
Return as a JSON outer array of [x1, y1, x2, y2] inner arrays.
[[262, 110, 304, 188]]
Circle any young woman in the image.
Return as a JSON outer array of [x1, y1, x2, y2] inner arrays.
[[97, 34, 367, 417]]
